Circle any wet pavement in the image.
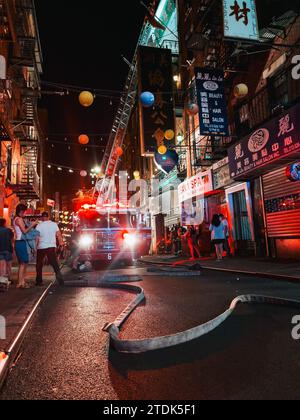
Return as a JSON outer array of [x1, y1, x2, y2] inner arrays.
[[1, 265, 300, 400]]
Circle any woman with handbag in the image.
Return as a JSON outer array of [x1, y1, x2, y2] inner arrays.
[[13, 204, 39, 289]]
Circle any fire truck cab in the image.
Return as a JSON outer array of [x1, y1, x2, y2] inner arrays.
[[74, 203, 151, 265]]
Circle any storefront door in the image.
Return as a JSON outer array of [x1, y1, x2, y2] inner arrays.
[[226, 183, 255, 256]]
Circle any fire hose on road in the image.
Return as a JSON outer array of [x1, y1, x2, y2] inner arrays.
[[97, 274, 300, 354]]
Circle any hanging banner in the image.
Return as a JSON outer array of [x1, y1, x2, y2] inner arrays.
[[195, 68, 229, 137], [138, 46, 175, 156], [228, 102, 300, 180], [223, 0, 260, 41]]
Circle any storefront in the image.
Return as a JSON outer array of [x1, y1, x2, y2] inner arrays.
[[228, 101, 300, 259], [178, 168, 224, 255]]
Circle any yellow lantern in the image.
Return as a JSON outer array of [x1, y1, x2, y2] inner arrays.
[[78, 134, 90, 145], [234, 84, 249, 99], [158, 145, 167, 155], [165, 129, 175, 141], [79, 91, 94, 107]]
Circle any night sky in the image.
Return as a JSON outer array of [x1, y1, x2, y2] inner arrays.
[[35, 0, 146, 196]]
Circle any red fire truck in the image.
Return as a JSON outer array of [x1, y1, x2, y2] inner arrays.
[[74, 202, 152, 265]]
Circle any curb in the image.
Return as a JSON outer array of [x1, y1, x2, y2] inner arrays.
[[0, 281, 54, 390], [138, 259, 300, 283]]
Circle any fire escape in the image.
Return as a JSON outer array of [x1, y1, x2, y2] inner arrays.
[[5, 0, 42, 201]]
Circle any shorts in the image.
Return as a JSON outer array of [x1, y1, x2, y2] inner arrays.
[[212, 239, 225, 245], [0, 251, 13, 262], [15, 241, 29, 264]]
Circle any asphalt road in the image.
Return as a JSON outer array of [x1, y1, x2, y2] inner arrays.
[[1, 265, 300, 400]]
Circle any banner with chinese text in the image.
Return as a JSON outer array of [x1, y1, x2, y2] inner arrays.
[[228, 102, 300, 180], [195, 68, 229, 137], [138, 46, 175, 155]]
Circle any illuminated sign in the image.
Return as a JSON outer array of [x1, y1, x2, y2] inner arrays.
[[228, 102, 300, 180], [286, 163, 300, 182], [195, 68, 229, 136], [138, 46, 175, 155], [140, 0, 178, 53], [223, 0, 259, 41], [178, 170, 213, 203]]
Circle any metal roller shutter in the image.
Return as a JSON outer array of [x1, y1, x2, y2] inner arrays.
[[263, 166, 300, 238]]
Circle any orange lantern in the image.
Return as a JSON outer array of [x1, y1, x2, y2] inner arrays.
[[116, 147, 124, 157], [78, 135, 89, 145], [165, 129, 175, 141], [79, 91, 94, 107], [158, 145, 167, 155]]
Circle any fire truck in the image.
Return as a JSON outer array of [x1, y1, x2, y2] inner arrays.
[[73, 201, 152, 265]]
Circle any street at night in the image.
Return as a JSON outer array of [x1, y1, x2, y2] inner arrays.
[[1, 0, 300, 405], [1, 265, 300, 401]]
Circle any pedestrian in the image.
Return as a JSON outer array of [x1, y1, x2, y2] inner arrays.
[[70, 226, 81, 271], [13, 204, 39, 289], [220, 214, 232, 257], [35, 212, 64, 286], [185, 226, 201, 260], [210, 214, 226, 261], [0, 218, 14, 282]]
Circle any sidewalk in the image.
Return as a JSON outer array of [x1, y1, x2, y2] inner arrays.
[[0, 266, 54, 354], [139, 255, 300, 282]]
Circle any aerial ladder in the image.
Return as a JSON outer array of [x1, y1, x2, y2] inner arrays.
[[96, 12, 154, 204]]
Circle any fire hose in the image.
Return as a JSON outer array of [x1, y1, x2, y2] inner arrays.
[[98, 276, 300, 354]]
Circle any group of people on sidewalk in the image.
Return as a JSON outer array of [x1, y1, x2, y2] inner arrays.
[[162, 214, 232, 261], [0, 204, 64, 291]]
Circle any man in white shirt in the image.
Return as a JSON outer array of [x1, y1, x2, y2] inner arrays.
[[35, 212, 64, 286]]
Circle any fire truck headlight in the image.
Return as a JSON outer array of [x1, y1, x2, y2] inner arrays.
[[123, 233, 138, 247], [79, 235, 94, 249]]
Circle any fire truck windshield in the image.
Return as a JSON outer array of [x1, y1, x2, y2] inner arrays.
[[78, 212, 137, 229]]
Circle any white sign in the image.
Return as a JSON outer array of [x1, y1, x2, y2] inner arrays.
[[223, 0, 259, 41], [178, 170, 213, 203]]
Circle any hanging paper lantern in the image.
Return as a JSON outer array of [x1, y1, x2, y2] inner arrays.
[[234, 84, 249, 99], [78, 134, 89, 145], [165, 129, 175, 141], [140, 91, 155, 108], [116, 147, 124, 157], [158, 145, 167, 155], [79, 91, 94, 107], [80, 170, 88, 178], [187, 103, 199, 116]]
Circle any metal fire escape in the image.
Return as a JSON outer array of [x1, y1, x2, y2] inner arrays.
[[7, 0, 43, 201]]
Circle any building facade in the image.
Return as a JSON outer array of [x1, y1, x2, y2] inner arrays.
[[0, 0, 43, 223]]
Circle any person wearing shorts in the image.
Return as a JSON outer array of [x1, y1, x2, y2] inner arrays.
[[0, 218, 14, 281], [13, 204, 38, 289], [209, 214, 226, 261]]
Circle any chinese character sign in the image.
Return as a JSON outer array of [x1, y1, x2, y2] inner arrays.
[[223, 0, 259, 41], [195, 68, 229, 137], [228, 102, 300, 180], [138, 46, 175, 155]]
